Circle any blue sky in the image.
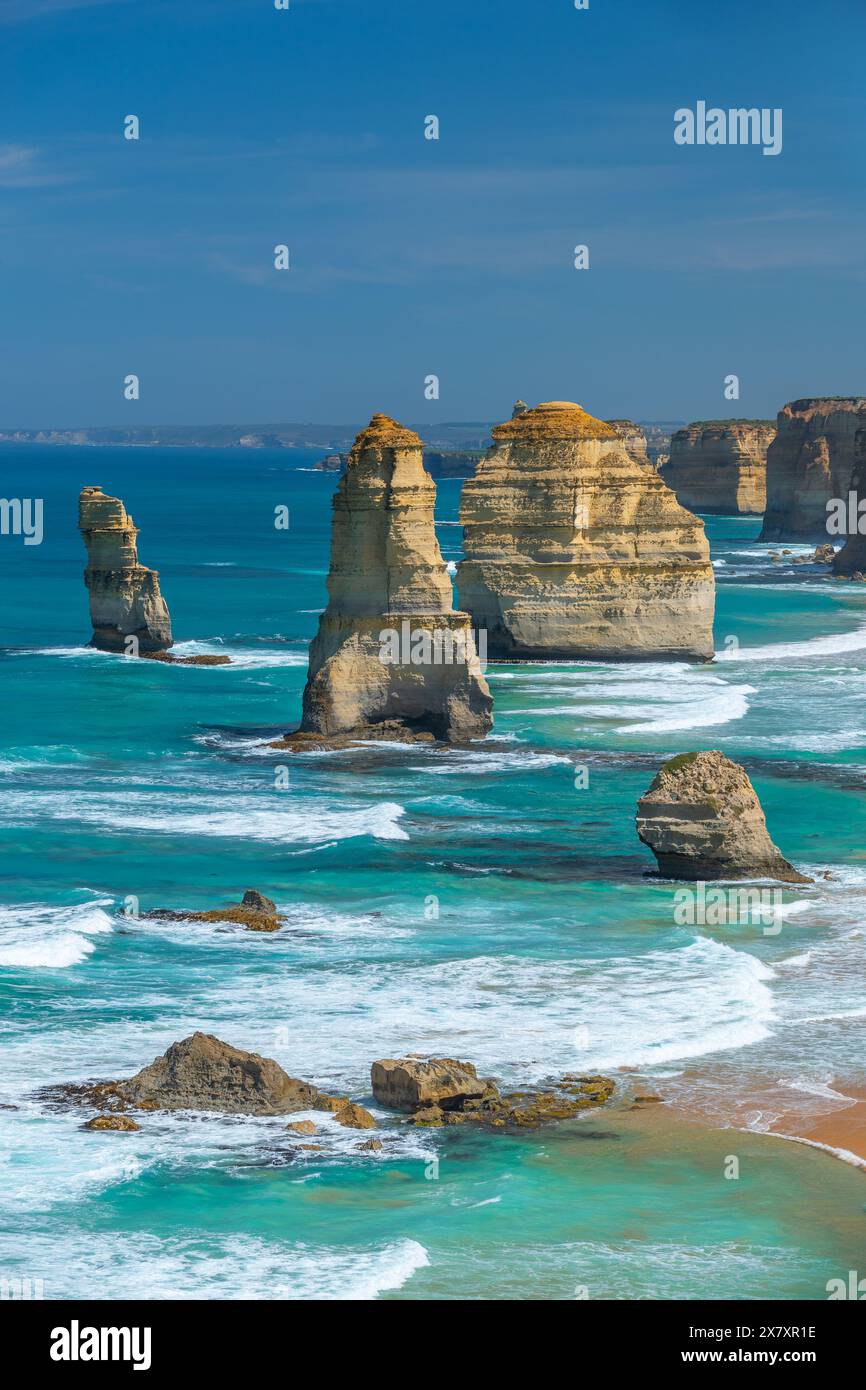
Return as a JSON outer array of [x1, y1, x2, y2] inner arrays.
[[1, 0, 864, 427]]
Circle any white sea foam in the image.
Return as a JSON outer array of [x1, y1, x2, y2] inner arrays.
[[409, 749, 571, 775], [0, 1228, 429, 1300], [171, 935, 776, 1085], [170, 641, 308, 669], [0, 789, 408, 845], [508, 671, 754, 734], [746, 1130, 866, 1172], [717, 624, 866, 663], [0, 899, 114, 969]]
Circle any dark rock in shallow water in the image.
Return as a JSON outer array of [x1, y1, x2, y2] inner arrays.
[[83, 1114, 141, 1132], [270, 721, 439, 752], [141, 651, 232, 666], [142, 890, 282, 932]]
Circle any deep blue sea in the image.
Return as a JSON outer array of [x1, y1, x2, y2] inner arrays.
[[0, 445, 864, 1300]]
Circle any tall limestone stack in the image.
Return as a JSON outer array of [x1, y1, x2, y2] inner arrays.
[[78, 486, 172, 652], [761, 398, 866, 540], [456, 401, 715, 661], [662, 420, 775, 514], [299, 413, 492, 741]]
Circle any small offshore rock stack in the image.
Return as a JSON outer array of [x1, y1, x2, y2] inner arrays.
[[606, 419, 650, 467], [299, 414, 492, 741], [636, 751, 810, 882], [78, 486, 172, 651], [761, 398, 866, 540], [662, 420, 775, 514], [457, 401, 715, 661]]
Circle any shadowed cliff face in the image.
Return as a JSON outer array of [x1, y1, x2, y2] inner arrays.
[[300, 414, 492, 741], [831, 424, 866, 575], [78, 486, 172, 652], [761, 398, 866, 541], [662, 421, 775, 515], [456, 401, 715, 662]]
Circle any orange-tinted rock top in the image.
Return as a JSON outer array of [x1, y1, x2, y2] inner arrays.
[[491, 400, 617, 442], [352, 413, 423, 452]]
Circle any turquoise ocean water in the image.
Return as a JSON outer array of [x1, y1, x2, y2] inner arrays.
[[0, 445, 864, 1300]]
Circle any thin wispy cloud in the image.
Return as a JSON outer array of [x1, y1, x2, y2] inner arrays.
[[0, 144, 74, 187], [0, 0, 126, 21]]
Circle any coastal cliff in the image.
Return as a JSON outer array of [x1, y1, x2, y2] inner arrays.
[[761, 398, 866, 540], [297, 413, 492, 742], [662, 420, 774, 514], [456, 401, 715, 661], [606, 419, 650, 467], [78, 486, 172, 652]]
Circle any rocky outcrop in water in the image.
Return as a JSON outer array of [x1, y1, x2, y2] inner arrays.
[[142, 890, 282, 932], [761, 398, 866, 540], [371, 1057, 488, 1111], [662, 420, 775, 514], [636, 751, 810, 882], [78, 486, 173, 652], [294, 413, 492, 742], [57, 1033, 347, 1116], [456, 401, 715, 660], [371, 1056, 615, 1129]]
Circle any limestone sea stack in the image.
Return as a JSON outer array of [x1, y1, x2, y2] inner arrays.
[[636, 751, 810, 883], [78, 486, 172, 652], [298, 413, 492, 741], [662, 420, 775, 514], [761, 398, 866, 541], [456, 401, 715, 661]]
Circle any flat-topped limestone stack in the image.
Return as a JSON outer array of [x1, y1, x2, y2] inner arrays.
[[636, 751, 810, 882], [606, 419, 650, 466], [456, 401, 715, 661], [662, 420, 775, 514], [761, 398, 866, 540], [297, 413, 492, 742], [78, 485, 172, 652]]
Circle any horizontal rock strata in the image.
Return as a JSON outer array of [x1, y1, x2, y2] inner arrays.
[[78, 485, 172, 652], [457, 401, 715, 660], [296, 413, 492, 742], [605, 418, 650, 466], [662, 420, 775, 514], [636, 750, 810, 882], [761, 398, 866, 541]]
